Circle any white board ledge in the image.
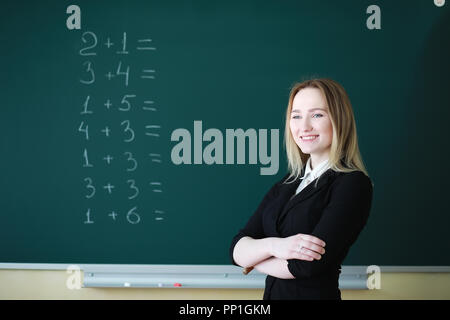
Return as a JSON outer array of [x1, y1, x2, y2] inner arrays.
[[1, 263, 449, 289]]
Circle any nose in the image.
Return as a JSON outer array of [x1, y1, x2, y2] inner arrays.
[[300, 117, 313, 133]]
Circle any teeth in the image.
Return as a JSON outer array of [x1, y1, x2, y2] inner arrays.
[[301, 135, 318, 140]]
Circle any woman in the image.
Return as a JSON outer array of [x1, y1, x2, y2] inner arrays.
[[229, 78, 373, 300]]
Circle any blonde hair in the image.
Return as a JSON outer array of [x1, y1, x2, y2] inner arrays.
[[283, 78, 369, 184]]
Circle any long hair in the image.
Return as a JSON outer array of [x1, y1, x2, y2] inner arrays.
[[283, 78, 369, 184]]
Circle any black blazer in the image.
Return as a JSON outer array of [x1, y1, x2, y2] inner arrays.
[[230, 168, 373, 300]]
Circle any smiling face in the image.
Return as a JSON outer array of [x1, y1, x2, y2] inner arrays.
[[290, 87, 334, 168]]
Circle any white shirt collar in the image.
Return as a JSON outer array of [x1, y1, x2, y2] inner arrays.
[[301, 157, 331, 181]]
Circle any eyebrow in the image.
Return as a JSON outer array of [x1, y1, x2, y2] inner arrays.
[[291, 107, 327, 113]]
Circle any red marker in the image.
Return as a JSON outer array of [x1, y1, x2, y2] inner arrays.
[[174, 283, 182, 287]]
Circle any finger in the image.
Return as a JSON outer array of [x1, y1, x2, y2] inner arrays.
[[300, 248, 322, 260], [295, 239, 325, 256], [294, 245, 322, 261], [300, 234, 326, 247], [303, 241, 326, 255], [299, 234, 326, 247], [295, 251, 314, 261]]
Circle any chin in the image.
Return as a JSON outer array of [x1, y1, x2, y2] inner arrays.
[[298, 145, 313, 154], [298, 148, 312, 155]]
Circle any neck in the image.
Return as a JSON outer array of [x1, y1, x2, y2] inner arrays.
[[309, 156, 329, 170]]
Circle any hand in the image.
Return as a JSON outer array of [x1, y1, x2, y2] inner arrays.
[[270, 234, 326, 261]]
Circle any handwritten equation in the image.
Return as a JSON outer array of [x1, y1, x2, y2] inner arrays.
[[76, 31, 165, 225]]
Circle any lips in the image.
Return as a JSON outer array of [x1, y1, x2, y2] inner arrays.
[[301, 135, 319, 141]]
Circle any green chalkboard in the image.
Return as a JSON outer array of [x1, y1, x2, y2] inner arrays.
[[1, 0, 449, 266]]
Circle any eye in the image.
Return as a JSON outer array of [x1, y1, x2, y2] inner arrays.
[[312, 113, 323, 118], [292, 115, 301, 119]]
